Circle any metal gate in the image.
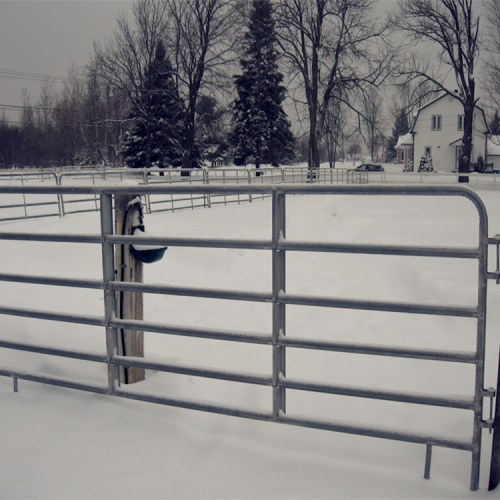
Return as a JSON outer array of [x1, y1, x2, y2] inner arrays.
[[0, 183, 498, 491]]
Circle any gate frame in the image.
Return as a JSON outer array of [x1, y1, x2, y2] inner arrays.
[[0, 183, 496, 491]]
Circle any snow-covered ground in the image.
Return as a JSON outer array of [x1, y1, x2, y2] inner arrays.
[[1, 177, 500, 499]]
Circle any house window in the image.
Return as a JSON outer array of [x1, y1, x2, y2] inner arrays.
[[425, 147, 432, 156], [458, 115, 464, 131], [431, 115, 442, 131], [399, 150, 405, 162]]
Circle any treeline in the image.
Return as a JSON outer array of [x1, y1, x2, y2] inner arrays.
[[0, 68, 128, 168], [1, 0, 500, 172]]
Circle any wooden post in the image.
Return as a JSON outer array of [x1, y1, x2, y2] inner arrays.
[[489, 360, 500, 490], [115, 194, 145, 384]]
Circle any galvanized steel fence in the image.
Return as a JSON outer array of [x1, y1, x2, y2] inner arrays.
[[0, 167, 366, 222], [0, 183, 498, 491]]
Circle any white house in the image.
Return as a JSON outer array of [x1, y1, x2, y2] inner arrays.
[[409, 93, 489, 172], [487, 136, 500, 172], [394, 132, 413, 165]]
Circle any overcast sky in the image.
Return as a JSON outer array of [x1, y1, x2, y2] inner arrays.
[[0, 0, 134, 121], [0, 0, 401, 125], [0, 0, 492, 124]]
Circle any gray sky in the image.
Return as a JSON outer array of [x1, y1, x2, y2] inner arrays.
[[0, 0, 134, 121], [0, 0, 492, 125]]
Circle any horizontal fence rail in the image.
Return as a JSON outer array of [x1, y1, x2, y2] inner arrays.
[[0, 183, 494, 491], [1, 164, 498, 223], [0, 166, 367, 222]]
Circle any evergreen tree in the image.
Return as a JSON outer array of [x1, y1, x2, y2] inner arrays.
[[403, 159, 414, 172], [197, 95, 230, 166], [231, 0, 295, 171], [418, 152, 433, 173], [490, 110, 500, 136], [385, 108, 410, 162], [121, 41, 185, 169]]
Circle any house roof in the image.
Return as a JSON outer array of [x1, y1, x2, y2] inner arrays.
[[395, 133, 413, 148], [410, 92, 490, 134], [414, 93, 449, 115], [488, 136, 500, 156]]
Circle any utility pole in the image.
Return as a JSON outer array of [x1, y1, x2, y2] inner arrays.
[[104, 85, 110, 166]]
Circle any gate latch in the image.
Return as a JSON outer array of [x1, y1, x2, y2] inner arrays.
[[488, 235, 500, 285], [482, 387, 496, 433]]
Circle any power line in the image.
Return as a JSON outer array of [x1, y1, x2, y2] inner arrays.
[[0, 103, 61, 113], [0, 103, 106, 115], [0, 117, 115, 128], [0, 68, 66, 83]]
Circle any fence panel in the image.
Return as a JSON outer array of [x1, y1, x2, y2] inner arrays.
[[0, 183, 495, 491]]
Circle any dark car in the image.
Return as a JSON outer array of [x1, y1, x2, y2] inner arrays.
[[354, 163, 384, 172]]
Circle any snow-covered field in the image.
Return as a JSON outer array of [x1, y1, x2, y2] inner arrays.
[[1, 177, 500, 499]]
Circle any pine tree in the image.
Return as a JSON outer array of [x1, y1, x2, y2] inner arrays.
[[490, 110, 500, 136], [403, 159, 414, 172], [197, 95, 229, 166], [231, 0, 295, 171], [121, 41, 185, 170], [418, 153, 433, 173], [385, 108, 410, 162]]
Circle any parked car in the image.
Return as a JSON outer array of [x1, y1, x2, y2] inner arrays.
[[354, 163, 384, 172]]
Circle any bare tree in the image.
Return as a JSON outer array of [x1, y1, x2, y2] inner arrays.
[[0, 113, 22, 167], [347, 140, 362, 164], [165, 0, 238, 169], [20, 89, 38, 166], [94, 0, 237, 170], [35, 81, 58, 166], [275, 0, 391, 172], [81, 66, 107, 165], [360, 87, 384, 161], [36, 81, 56, 130], [390, 78, 433, 128], [484, 0, 500, 109], [323, 93, 348, 167], [394, 0, 481, 182], [92, 0, 170, 119], [86, 57, 138, 166], [54, 65, 87, 164]]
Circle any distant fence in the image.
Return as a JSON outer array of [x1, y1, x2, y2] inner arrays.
[[384, 171, 500, 185], [1, 166, 499, 223], [0, 166, 367, 222]]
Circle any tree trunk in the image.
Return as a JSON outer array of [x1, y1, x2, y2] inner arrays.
[[308, 124, 321, 179], [181, 130, 193, 177], [146, 132, 152, 170], [459, 96, 474, 183], [182, 94, 197, 174], [182, 131, 194, 171]]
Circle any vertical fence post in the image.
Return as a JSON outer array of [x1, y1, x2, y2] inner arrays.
[[203, 169, 211, 208], [489, 384, 500, 490], [489, 240, 500, 491], [56, 174, 65, 217], [424, 444, 432, 479], [471, 207, 489, 491], [22, 194, 28, 219], [272, 188, 286, 419], [114, 195, 145, 384], [100, 192, 120, 393]]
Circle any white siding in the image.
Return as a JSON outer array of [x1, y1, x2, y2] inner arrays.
[[490, 156, 500, 171], [412, 95, 488, 172]]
